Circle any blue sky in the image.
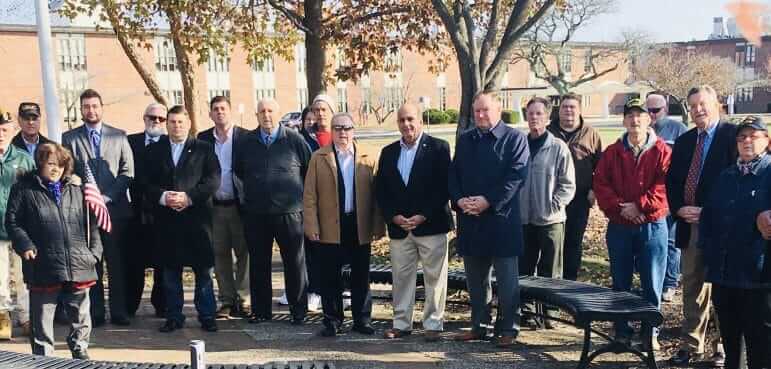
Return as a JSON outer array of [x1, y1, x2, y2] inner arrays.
[[575, 0, 766, 42]]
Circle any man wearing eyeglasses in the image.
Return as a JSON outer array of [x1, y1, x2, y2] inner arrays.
[[125, 103, 168, 319], [646, 92, 687, 304], [303, 113, 384, 337]]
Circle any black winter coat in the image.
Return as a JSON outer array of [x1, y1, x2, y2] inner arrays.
[[5, 172, 102, 286], [142, 136, 220, 268]]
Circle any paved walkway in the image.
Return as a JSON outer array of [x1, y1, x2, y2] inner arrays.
[[0, 259, 657, 368]]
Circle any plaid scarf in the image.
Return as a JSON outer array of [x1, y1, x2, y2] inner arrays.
[[737, 153, 766, 176]]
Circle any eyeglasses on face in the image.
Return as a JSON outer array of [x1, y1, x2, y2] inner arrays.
[[332, 126, 353, 132], [145, 115, 167, 123], [647, 107, 663, 114]]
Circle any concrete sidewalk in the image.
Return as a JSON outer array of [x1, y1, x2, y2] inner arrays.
[[0, 259, 656, 368]]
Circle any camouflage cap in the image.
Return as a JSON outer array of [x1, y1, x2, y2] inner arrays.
[[623, 98, 647, 115]]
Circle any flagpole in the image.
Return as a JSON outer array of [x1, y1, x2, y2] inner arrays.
[[35, 0, 63, 143]]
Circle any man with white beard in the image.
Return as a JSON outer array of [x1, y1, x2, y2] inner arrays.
[[125, 103, 168, 318]]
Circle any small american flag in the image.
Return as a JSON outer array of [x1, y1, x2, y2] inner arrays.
[[84, 165, 112, 233]]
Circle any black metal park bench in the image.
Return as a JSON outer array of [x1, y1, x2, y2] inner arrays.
[[0, 349, 333, 369], [356, 263, 663, 369]]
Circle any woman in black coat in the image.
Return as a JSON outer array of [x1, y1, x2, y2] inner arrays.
[[5, 143, 102, 359]]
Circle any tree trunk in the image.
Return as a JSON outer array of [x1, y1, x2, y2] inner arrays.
[[168, 12, 199, 135], [456, 55, 483, 136], [304, 0, 326, 102], [103, 3, 168, 106]]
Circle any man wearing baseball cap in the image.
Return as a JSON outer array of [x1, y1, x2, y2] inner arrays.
[[0, 108, 35, 339], [705, 115, 771, 369], [12, 102, 51, 156], [594, 98, 672, 350]]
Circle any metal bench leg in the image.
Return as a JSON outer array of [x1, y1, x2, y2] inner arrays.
[[644, 335, 658, 369], [577, 323, 592, 369]]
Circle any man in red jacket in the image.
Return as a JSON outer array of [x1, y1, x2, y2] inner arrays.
[[593, 98, 671, 351]]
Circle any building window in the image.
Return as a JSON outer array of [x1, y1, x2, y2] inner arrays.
[[584, 49, 593, 73], [438, 87, 447, 110], [163, 90, 183, 105], [361, 88, 372, 114], [583, 95, 592, 109], [298, 88, 308, 110], [337, 87, 348, 112], [252, 56, 275, 73], [155, 39, 177, 72], [256, 88, 276, 102], [208, 89, 230, 101], [385, 86, 403, 112], [736, 87, 754, 102], [559, 49, 572, 73], [58, 35, 87, 72], [59, 87, 82, 126], [296, 44, 306, 74], [385, 49, 403, 73], [745, 44, 756, 66], [207, 52, 229, 73]]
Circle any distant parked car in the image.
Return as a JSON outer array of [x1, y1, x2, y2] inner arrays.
[[279, 112, 302, 131]]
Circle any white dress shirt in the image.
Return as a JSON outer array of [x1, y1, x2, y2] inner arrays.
[[213, 126, 235, 200], [335, 144, 355, 213], [160, 139, 188, 207], [397, 132, 422, 185]]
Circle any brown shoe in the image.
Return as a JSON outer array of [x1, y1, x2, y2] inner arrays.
[[0, 312, 11, 340], [496, 335, 517, 348], [453, 331, 484, 341], [19, 321, 31, 337], [383, 328, 411, 339], [424, 330, 441, 342]]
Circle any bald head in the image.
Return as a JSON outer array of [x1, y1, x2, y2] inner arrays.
[[646, 94, 668, 122], [397, 103, 423, 146], [256, 99, 280, 134]]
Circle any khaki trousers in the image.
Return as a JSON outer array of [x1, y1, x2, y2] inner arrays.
[[680, 223, 719, 353], [212, 205, 250, 307], [0, 241, 28, 324], [389, 232, 448, 331]]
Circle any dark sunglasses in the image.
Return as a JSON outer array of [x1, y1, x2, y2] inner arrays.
[[647, 107, 663, 114], [332, 126, 353, 132], [145, 115, 167, 122]]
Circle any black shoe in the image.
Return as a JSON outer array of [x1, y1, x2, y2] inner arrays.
[[111, 316, 131, 326], [92, 317, 105, 328], [319, 326, 339, 337], [352, 323, 375, 335], [159, 319, 183, 333], [291, 316, 305, 326], [201, 319, 218, 332], [71, 349, 90, 360], [668, 349, 694, 366], [248, 314, 271, 324]]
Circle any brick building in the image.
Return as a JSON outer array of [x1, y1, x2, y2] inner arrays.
[[0, 6, 642, 135]]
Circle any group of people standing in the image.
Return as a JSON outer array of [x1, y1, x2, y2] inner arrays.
[[0, 83, 768, 369]]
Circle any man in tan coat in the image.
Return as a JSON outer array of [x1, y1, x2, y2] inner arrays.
[[303, 112, 384, 337]]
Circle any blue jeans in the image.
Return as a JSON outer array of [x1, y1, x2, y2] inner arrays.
[[463, 255, 520, 337], [163, 266, 217, 324], [663, 215, 681, 290], [606, 219, 667, 338]]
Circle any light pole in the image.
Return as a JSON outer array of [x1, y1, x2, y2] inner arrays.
[[35, 0, 63, 142]]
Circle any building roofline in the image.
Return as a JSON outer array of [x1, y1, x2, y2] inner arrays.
[[673, 35, 771, 46]]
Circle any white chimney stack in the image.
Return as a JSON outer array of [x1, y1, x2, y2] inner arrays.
[[711, 17, 726, 39]]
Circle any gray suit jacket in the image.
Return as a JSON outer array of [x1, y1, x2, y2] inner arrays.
[[62, 123, 135, 220]]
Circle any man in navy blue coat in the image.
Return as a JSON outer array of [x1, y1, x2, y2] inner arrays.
[[448, 92, 529, 347]]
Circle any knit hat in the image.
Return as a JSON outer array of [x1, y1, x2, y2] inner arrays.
[[0, 107, 12, 125], [312, 94, 336, 113]]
